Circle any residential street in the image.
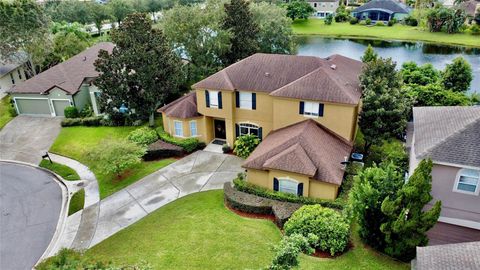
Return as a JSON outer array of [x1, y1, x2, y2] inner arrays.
[[0, 161, 65, 270]]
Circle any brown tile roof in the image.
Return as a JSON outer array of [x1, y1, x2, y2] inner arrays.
[[243, 119, 353, 185], [415, 241, 480, 270], [8, 42, 114, 95], [413, 106, 480, 168], [192, 53, 362, 105], [157, 92, 201, 119]]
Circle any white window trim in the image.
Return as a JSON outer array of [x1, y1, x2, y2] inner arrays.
[[278, 177, 299, 195], [453, 168, 480, 196], [50, 98, 73, 117], [238, 122, 260, 137], [209, 90, 219, 108], [173, 120, 184, 138], [239, 92, 253, 110], [303, 101, 320, 118], [189, 120, 199, 137]]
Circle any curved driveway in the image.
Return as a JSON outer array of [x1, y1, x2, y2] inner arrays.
[[0, 162, 64, 270]]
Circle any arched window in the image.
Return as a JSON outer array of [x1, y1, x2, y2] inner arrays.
[[273, 177, 304, 196], [239, 123, 259, 137]]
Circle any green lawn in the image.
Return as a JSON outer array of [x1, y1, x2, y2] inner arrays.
[[39, 160, 81, 181], [68, 189, 85, 216], [85, 190, 408, 270], [0, 96, 15, 130], [49, 126, 175, 199], [292, 20, 480, 48]]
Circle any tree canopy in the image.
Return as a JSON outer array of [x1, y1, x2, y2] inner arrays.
[[283, 0, 315, 21], [442, 56, 473, 92]]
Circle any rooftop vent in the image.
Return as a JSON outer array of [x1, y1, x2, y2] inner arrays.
[[265, 72, 270, 77], [83, 56, 87, 61], [330, 64, 337, 70]]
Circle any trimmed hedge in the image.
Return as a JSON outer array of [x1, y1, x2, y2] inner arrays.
[[156, 126, 204, 153], [64, 106, 78, 118], [61, 116, 103, 127], [224, 182, 302, 228], [128, 127, 158, 146], [233, 177, 345, 210]]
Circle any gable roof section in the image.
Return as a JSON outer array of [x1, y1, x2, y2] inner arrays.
[[413, 106, 480, 168], [9, 42, 114, 95], [192, 53, 362, 105], [157, 91, 201, 119], [243, 119, 353, 185], [353, 0, 411, 14]]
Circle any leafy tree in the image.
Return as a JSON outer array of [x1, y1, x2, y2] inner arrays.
[[233, 134, 260, 158], [162, 0, 231, 84], [401, 62, 440, 86], [108, 0, 134, 25], [51, 21, 89, 40], [283, 0, 315, 21], [251, 2, 295, 54], [406, 83, 473, 107], [442, 56, 473, 92], [221, 0, 259, 65], [47, 32, 89, 68], [426, 7, 466, 33], [88, 2, 111, 35], [144, 0, 169, 22], [334, 5, 349, 22], [361, 44, 378, 63], [381, 159, 441, 261], [87, 139, 146, 177], [0, 0, 52, 77], [325, 13, 333, 25], [47, 0, 92, 24], [359, 58, 410, 153], [95, 13, 182, 125], [269, 233, 317, 270], [350, 163, 404, 251]]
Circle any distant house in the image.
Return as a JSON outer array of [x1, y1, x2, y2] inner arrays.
[[351, 0, 412, 22], [0, 59, 27, 98], [7, 42, 114, 117], [414, 241, 480, 270], [407, 106, 480, 245], [457, 0, 480, 16], [308, 0, 340, 18]]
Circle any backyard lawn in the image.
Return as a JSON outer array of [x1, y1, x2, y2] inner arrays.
[[292, 20, 480, 48], [0, 96, 15, 130], [85, 190, 409, 270], [49, 126, 176, 199]]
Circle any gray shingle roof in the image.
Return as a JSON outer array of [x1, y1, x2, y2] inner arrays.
[[353, 0, 411, 14], [8, 42, 114, 95], [415, 241, 480, 270], [413, 106, 480, 168]]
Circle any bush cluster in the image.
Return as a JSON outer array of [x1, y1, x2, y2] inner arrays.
[[156, 126, 204, 153], [284, 205, 350, 256], [233, 177, 344, 210], [404, 16, 418, 26], [61, 116, 103, 127], [365, 18, 372, 25], [128, 127, 158, 146], [64, 106, 79, 118], [470, 24, 480, 35], [375, 21, 384, 26], [233, 134, 260, 159], [349, 17, 358, 25], [269, 233, 317, 270]]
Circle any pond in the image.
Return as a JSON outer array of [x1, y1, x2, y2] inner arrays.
[[296, 36, 480, 93]]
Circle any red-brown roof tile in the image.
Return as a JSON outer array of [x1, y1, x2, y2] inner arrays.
[[157, 91, 201, 119]]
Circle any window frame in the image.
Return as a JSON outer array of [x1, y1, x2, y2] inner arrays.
[[239, 92, 253, 110], [303, 101, 320, 117], [189, 120, 198, 137], [209, 90, 219, 108], [173, 120, 184, 137], [10, 73, 15, 84], [278, 178, 299, 195], [453, 168, 480, 195], [17, 69, 22, 80], [238, 122, 259, 137]]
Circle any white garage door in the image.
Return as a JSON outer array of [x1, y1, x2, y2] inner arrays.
[[15, 98, 51, 115]]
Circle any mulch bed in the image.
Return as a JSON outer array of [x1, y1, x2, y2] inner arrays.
[[225, 203, 277, 224], [311, 241, 354, 258]]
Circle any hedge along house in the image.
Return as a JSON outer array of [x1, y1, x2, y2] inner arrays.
[[351, 0, 412, 22], [158, 53, 362, 200], [7, 42, 114, 117]]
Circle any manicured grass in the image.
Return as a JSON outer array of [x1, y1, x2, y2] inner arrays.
[[85, 190, 408, 270], [49, 126, 175, 199], [0, 96, 15, 130], [69, 189, 85, 216], [292, 20, 480, 48], [39, 160, 81, 181]]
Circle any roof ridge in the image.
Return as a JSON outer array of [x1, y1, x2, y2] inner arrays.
[[418, 113, 480, 158], [270, 66, 323, 96], [221, 70, 235, 90]]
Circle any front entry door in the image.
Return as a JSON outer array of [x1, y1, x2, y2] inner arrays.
[[214, 119, 226, 139]]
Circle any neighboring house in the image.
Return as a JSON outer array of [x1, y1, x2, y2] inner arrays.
[[351, 0, 412, 21], [414, 241, 480, 270], [308, 0, 340, 18], [159, 53, 363, 200], [457, 0, 480, 16], [0, 60, 27, 99], [7, 42, 114, 117], [408, 106, 480, 244]]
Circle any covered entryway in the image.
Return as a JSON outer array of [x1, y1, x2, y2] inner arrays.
[[52, 100, 71, 117], [14, 98, 51, 116], [214, 119, 226, 139]]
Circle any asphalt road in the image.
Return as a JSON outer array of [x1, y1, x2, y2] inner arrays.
[[0, 162, 63, 270]]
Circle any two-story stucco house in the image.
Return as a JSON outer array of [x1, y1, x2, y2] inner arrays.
[[308, 0, 340, 18], [159, 53, 363, 200], [7, 42, 114, 116], [408, 106, 480, 245]]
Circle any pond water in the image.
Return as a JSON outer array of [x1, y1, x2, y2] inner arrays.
[[296, 36, 480, 93]]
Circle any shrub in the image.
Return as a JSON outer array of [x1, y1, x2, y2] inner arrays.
[[284, 205, 350, 255], [359, 20, 366, 25], [366, 139, 408, 172], [387, 20, 394, 26], [375, 21, 384, 26], [325, 14, 333, 25], [470, 24, 480, 35], [222, 144, 231, 153], [349, 17, 359, 24], [334, 5, 349, 22], [64, 106, 78, 118], [404, 15, 418, 26], [233, 134, 260, 159], [365, 18, 372, 25], [61, 116, 103, 127], [269, 233, 317, 270], [128, 127, 159, 146], [156, 126, 203, 153], [79, 104, 93, 118]]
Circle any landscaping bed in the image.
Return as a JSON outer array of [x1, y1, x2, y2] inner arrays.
[[0, 96, 15, 130]]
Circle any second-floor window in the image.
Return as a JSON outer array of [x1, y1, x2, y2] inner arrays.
[[454, 168, 479, 195], [236, 91, 256, 110], [17, 69, 22, 80], [10, 73, 15, 84], [314, 3, 317, 7], [299, 101, 324, 117], [205, 90, 222, 109]]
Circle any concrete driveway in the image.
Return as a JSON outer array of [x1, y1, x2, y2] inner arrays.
[[0, 161, 65, 270], [0, 116, 62, 164]]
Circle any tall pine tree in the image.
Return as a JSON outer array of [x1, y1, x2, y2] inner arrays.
[[94, 13, 182, 125], [380, 159, 441, 261], [221, 0, 259, 65]]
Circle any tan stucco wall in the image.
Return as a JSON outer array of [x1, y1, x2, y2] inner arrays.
[[272, 97, 358, 142], [162, 114, 207, 142], [246, 168, 339, 200]]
